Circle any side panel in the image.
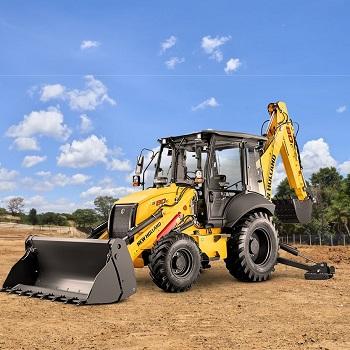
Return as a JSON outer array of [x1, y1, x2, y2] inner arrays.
[[223, 192, 275, 227]]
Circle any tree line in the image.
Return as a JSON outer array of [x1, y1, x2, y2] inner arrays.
[[0, 196, 117, 229], [275, 167, 350, 237]]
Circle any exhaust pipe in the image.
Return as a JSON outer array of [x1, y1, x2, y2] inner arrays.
[[1, 236, 136, 305]]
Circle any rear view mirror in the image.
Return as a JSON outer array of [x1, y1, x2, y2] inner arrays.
[[135, 155, 144, 175]]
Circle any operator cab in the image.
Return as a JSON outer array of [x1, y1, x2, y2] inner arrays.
[[134, 130, 266, 226]]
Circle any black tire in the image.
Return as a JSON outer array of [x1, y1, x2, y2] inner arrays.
[[225, 212, 279, 282], [148, 232, 201, 292]]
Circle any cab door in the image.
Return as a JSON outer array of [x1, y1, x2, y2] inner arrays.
[[205, 137, 244, 226]]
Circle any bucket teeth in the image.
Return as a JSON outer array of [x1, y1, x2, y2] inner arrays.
[[8, 288, 18, 294]]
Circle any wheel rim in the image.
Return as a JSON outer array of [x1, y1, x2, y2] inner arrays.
[[249, 228, 271, 265], [171, 248, 193, 277]]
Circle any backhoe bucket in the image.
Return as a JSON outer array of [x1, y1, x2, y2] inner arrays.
[[273, 198, 313, 224], [1, 236, 136, 305]]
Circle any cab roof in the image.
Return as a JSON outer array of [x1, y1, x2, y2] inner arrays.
[[159, 130, 267, 143]]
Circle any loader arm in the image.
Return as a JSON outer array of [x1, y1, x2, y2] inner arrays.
[[260, 101, 309, 201]]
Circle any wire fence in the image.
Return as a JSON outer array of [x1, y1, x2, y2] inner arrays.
[[280, 233, 350, 246]]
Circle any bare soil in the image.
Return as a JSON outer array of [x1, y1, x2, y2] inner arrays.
[[0, 229, 349, 350]]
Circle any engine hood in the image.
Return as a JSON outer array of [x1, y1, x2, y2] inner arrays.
[[114, 183, 193, 224]]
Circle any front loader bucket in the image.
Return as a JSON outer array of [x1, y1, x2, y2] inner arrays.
[[1, 236, 136, 305], [273, 198, 313, 224]]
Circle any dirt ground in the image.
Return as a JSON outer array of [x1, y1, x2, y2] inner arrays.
[[0, 229, 349, 350]]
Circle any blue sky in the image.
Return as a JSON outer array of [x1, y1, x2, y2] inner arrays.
[[0, 0, 349, 212]]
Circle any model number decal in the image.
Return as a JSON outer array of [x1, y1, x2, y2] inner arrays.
[[136, 222, 162, 246], [152, 198, 167, 206]]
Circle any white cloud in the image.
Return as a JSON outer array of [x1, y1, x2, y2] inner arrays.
[[336, 105, 346, 113], [21, 172, 90, 192], [67, 75, 116, 111], [160, 35, 177, 54], [201, 35, 231, 62], [12, 137, 40, 151], [22, 155, 47, 168], [0, 166, 18, 181], [27, 85, 38, 97], [40, 84, 65, 102], [16, 195, 83, 213], [0, 182, 16, 191], [300, 138, 337, 178], [6, 107, 71, 141], [224, 58, 241, 74], [339, 161, 350, 174], [71, 173, 90, 184], [108, 158, 132, 172], [36, 171, 51, 177], [81, 185, 134, 199], [0, 165, 18, 191], [80, 40, 100, 50], [79, 114, 93, 133], [192, 97, 219, 111], [38, 76, 116, 112], [165, 57, 185, 70], [273, 138, 343, 192], [57, 135, 108, 168]]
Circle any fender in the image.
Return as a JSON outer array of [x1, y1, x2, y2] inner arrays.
[[224, 192, 275, 228]]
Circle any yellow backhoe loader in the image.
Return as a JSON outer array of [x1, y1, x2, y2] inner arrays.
[[2, 102, 335, 305]]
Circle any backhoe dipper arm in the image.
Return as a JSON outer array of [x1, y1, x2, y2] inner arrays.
[[260, 101, 309, 201]]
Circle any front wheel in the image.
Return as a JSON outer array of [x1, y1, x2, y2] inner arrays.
[[225, 212, 279, 282], [148, 233, 201, 292]]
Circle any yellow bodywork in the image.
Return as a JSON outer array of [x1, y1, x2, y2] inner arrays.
[[105, 183, 227, 267], [100, 101, 308, 268], [260, 101, 309, 201]]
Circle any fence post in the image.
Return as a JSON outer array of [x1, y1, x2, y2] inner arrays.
[[299, 234, 302, 245], [293, 234, 295, 245], [287, 234, 289, 244], [330, 234, 333, 246], [309, 234, 311, 246], [319, 234, 322, 246], [344, 234, 346, 246]]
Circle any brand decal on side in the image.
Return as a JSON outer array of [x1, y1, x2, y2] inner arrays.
[[266, 154, 276, 199], [286, 125, 294, 145], [136, 222, 162, 246]]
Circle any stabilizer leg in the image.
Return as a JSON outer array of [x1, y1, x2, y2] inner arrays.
[[278, 242, 335, 280]]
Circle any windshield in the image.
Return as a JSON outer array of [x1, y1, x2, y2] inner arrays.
[[155, 139, 208, 185], [156, 146, 173, 183]]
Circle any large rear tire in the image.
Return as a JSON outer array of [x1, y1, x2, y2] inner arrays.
[[148, 233, 201, 292], [225, 212, 279, 282]]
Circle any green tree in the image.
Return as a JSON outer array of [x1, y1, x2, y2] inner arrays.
[[310, 167, 342, 188], [275, 178, 295, 198], [275, 167, 350, 239], [38, 212, 68, 226], [0, 208, 7, 216], [28, 208, 38, 225], [94, 196, 117, 220], [72, 209, 99, 228]]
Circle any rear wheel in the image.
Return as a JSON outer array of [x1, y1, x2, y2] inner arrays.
[[225, 212, 279, 282], [148, 233, 201, 292]]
